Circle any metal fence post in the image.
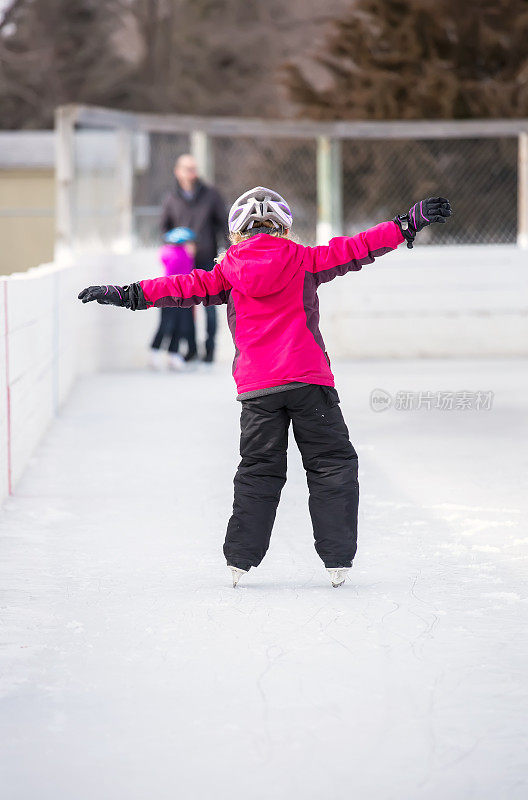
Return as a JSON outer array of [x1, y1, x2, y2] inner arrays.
[[317, 136, 342, 244], [518, 132, 528, 248], [55, 106, 76, 262], [116, 129, 134, 252], [191, 130, 215, 184]]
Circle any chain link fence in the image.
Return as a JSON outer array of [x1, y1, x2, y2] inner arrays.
[[55, 106, 528, 255], [342, 137, 518, 244]]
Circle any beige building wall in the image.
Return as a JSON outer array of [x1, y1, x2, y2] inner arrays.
[[0, 169, 55, 276]]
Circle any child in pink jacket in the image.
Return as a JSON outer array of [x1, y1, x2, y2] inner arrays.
[[149, 226, 197, 370], [79, 188, 451, 587]]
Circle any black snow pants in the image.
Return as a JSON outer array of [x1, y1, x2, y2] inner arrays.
[[223, 384, 359, 570]]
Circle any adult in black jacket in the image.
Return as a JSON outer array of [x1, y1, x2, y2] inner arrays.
[[161, 154, 229, 362]]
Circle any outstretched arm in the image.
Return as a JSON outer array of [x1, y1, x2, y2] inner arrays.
[[303, 197, 451, 286], [78, 264, 231, 310], [303, 221, 405, 287], [139, 264, 231, 308]]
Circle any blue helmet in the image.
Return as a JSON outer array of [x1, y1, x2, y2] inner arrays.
[[163, 226, 196, 245]]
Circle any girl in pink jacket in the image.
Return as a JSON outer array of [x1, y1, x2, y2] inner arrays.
[[149, 226, 197, 370], [79, 188, 451, 587]]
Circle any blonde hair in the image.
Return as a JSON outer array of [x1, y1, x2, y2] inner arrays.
[[216, 221, 294, 264]]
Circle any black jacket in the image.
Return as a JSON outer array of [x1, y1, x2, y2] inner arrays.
[[160, 179, 229, 271]]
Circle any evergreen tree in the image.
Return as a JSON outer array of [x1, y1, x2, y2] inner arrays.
[[282, 0, 525, 244], [284, 0, 528, 120]]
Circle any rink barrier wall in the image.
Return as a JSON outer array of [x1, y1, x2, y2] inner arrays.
[[0, 243, 527, 505], [0, 255, 105, 504], [319, 244, 528, 358]]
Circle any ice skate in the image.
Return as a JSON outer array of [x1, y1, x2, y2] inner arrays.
[[326, 567, 350, 587], [228, 565, 248, 588], [168, 352, 186, 372], [148, 348, 165, 371], [184, 347, 198, 363]]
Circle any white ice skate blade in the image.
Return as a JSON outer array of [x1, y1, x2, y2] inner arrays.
[[228, 566, 248, 588], [168, 354, 186, 372], [326, 567, 350, 587], [147, 351, 165, 371]]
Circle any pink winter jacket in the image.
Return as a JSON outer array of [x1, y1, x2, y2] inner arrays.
[[159, 244, 194, 276], [138, 222, 405, 395]]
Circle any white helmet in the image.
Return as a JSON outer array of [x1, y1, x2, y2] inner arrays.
[[228, 186, 293, 234]]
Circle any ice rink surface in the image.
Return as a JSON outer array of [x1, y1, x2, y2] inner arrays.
[[1, 358, 527, 800]]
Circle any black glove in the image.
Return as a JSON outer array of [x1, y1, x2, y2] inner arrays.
[[77, 283, 146, 310], [394, 197, 452, 249], [78, 285, 128, 306]]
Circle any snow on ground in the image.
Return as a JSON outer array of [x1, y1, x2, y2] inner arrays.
[[0, 359, 527, 800]]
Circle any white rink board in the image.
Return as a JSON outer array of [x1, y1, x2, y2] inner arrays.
[[0, 257, 103, 504], [318, 244, 528, 358]]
